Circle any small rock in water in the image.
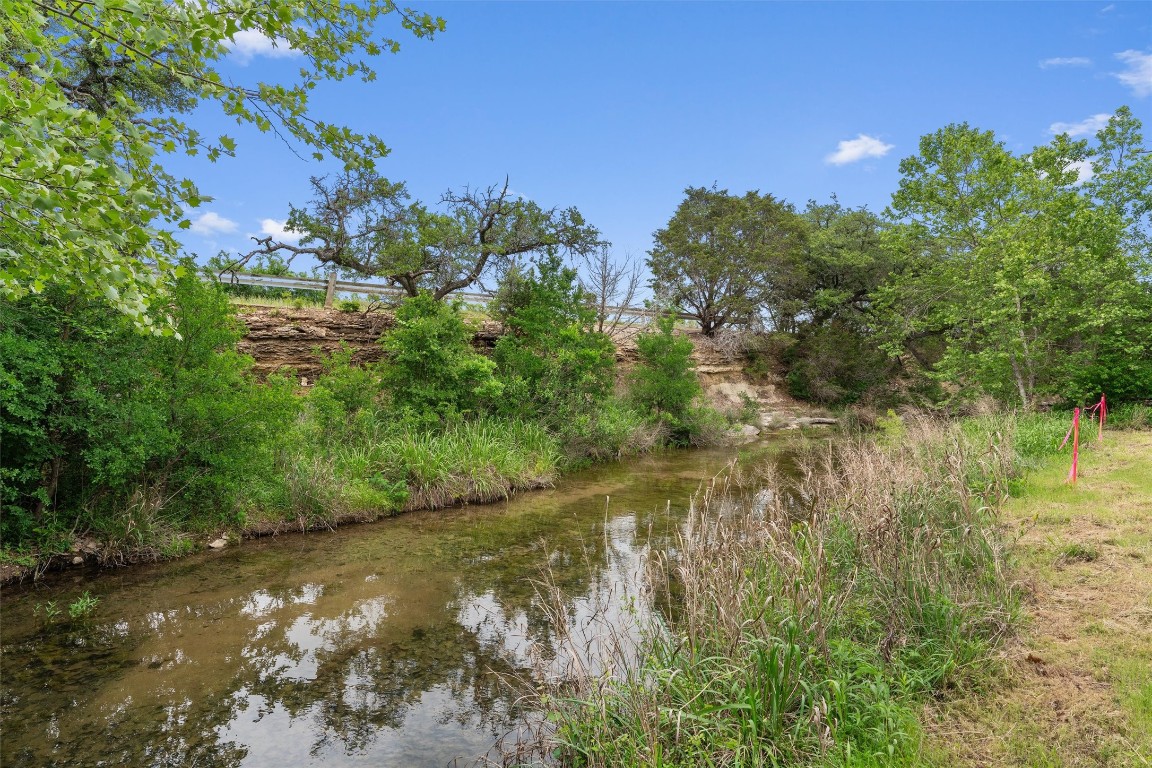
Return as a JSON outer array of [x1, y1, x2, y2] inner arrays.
[[72, 556, 84, 565], [727, 424, 761, 442], [208, 538, 228, 550]]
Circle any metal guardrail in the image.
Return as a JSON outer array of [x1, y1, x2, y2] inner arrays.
[[207, 270, 682, 321]]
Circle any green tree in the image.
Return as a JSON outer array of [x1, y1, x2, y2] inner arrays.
[[379, 292, 502, 424], [1, 0, 443, 326], [491, 254, 616, 421], [1081, 106, 1152, 274], [773, 200, 899, 404], [628, 313, 700, 436], [0, 267, 297, 548], [242, 174, 603, 299], [875, 114, 1152, 407], [648, 186, 807, 336]]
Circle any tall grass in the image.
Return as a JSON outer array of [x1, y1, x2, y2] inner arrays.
[[376, 418, 561, 509], [521, 415, 1032, 767], [266, 416, 564, 525]]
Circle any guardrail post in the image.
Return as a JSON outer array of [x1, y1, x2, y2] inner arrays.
[[324, 272, 337, 308]]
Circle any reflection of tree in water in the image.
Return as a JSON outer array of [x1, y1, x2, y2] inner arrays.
[[0, 625, 250, 768], [245, 534, 622, 761], [2, 447, 783, 768], [244, 620, 530, 757]]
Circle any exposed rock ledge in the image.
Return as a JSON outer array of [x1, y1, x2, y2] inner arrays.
[[235, 306, 829, 427]]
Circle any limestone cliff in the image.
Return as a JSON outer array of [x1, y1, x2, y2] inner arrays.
[[236, 306, 825, 427]]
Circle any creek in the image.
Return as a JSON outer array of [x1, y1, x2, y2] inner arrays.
[[0, 439, 803, 767]]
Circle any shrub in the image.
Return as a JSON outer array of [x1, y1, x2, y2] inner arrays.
[[0, 266, 298, 552], [492, 254, 616, 422], [783, 319, 897, 405], [379, 292, 503, 425], [308, 343, 381, 436], [552, 397, 663, 462], [629, 312, 703, 443]]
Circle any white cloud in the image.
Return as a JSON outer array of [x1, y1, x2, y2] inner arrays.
[[190, 211, 238, 235], [1068, 160, 1095, 185], [1039, 56, 1092, 68], [1049, 113, 1112, 136], [260, 218, 302, 243], [226, 30, 301, 65], [1114, 49, 1152, 97], [1100, 3, 1115, 12], [825, 134, 894, 166]]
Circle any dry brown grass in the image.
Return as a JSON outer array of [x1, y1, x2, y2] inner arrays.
[[925, 430, 1152, 767]]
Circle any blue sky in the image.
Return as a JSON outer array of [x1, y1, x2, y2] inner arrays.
[[174, 1, 1152, 272]]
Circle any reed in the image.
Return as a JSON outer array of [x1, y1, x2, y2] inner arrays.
[[519, 415, 1032, 767]]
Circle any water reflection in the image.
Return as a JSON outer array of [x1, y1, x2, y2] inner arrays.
[[1, 442, 795, 767]]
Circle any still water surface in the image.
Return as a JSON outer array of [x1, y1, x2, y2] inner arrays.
[[1, 441, 797, 767]]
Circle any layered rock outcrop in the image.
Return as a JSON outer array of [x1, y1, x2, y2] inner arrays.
[[235, 306, 826, 428]]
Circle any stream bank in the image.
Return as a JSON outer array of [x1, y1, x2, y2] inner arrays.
[[0, 440, 803, 768], [235, 304, 831, 430], [926, 430, 1152, 765]]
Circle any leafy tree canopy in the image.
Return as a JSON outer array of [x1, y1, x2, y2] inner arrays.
[[648, 186, 807, 336], [773, 200, 899, 404], [767, 197, 891, 333], [239, 173, 604, 299], [0, 0, 444, 328], [875, 109, 1152, 407]]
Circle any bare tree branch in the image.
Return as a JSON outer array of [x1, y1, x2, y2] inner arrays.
[[240, 172, 605, 300], [578, 246, 645, 334]]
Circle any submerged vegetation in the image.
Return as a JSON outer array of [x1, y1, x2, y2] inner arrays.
[[519, 413, 1099, 767]]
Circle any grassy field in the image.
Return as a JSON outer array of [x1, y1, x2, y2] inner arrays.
[[928, 429, 1152, 766]]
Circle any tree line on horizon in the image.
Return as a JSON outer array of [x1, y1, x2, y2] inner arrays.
[[648, 105, 1152, 410], [233, 107, 1151, 411], [4, 1, 1147, 414]]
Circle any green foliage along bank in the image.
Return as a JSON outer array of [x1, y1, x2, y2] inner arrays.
[[0, 269, 298, 556], [526, 413, 1069, 768], [0, 269, 732, 567], [647, 108, 1151, 411]]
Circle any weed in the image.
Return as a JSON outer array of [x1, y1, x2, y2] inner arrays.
[[1055, 541, 1099, 564], [1108, 403, 1150, 431], [34, 600, 61, 623], [875, 408, 906, 444], [516, 415, 1022, 766], [68, 591, 100, 620]]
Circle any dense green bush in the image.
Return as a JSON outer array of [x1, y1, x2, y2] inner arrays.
[[784, 319, 898, 406], [629, 313, 704, 443], [379, 292, 502, 425], [491, 254, 616, 423], [0, 269, 297, 551]]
